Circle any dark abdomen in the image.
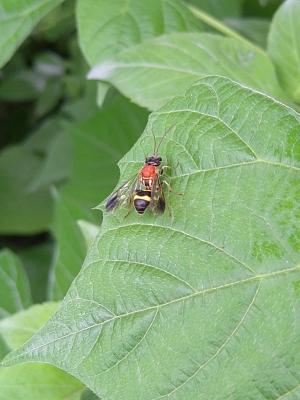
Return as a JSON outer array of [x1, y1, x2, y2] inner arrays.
[[134, 190, 151, 214]]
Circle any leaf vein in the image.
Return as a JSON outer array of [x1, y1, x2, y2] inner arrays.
[[4, 265, 300, 365]]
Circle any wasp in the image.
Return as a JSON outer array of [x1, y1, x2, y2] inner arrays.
[[106, 126, 177, 215]]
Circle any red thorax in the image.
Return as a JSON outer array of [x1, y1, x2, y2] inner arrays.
[[140, 164, 158, 188]]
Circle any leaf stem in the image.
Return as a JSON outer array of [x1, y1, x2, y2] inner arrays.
[[188, 4, 265, 55]]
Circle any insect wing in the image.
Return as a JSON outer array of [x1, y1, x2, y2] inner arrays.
[[150, 182, 165, 214], [157, 186, 166, 214], [106, 175, 138, 212]]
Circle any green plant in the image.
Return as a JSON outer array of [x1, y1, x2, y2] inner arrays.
[[0, 1, 300, 399]]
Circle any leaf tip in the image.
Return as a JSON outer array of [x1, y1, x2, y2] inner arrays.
[[87, 60, 116, 81]]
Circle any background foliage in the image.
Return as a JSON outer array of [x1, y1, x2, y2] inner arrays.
[[0, 0, 300, 399]]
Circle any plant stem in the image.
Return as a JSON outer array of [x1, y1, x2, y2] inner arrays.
[[188, 4, 265, 55]]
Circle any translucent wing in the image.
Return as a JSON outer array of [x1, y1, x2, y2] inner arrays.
[[150, 181, 165, 215], [105, 174, 139, 212]]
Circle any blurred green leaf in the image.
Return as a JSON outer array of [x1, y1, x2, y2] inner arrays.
[[18, 241, 54, 303], [0, 144, 52, 234], [186, 0, 243, 19], [0, 335, 9, 360], [50, 95, 148, 300], [0, 302, 59, 349], [0, 70, 41, 102], [243, 0, 283, 18], [3, 76, 300, 399], [96, 82, 110, 108], [34, 0, 75, 42], [0, 249, 32, 319], [0, 0, 65, 68], [0, 302, 83, 400], [0, 51, 65, 105], [268, 0, 300, 103], [77, 0, 203, 106], [62, 82, 99, 121], [77, 0, 203, 67], [33, 51, 65, 79], [77, 220, 100, 248], [25, 119, 72, 191], [49, 190, 87, 301], [89, 32, 284, 110], [80, 389, 99, 400], [225, 17, 270, 48], [0, 115, 73, 234], [0, 364, 83, 400]]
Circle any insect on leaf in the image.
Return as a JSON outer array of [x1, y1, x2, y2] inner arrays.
[[3, 76, 300, 400]]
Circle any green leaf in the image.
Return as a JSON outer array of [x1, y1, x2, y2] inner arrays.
[[77, 0, 203, 66], [50, 96, 148, 299], [18, 241, 54, 303], [34, 78, 63, 118], [0, 303, 83, 400], [0, 250, 32, 319], [225, 17, 270, 48], [0, 364, 83, 400], [80, 389, 99, 400], [0, 51, 65, 103], [186, 0, 243, 19], [0, 117, 71, 235], [89, 32, 284, 110], [0, 144, 54, 234], [243, 0, 284, 19], [34, 0, 75, 42], [0, 0, 65, 68], [0, 302, 59, 349], [25, 118, 72, 192], [0, 70, 41, 102], [77, 220, 100, 248], [77, 0, 203, 106], [4, 76, 300, 399], [49, 190, 87, 301], [0, 335, 10, 360], [268, 0, 300, 103]]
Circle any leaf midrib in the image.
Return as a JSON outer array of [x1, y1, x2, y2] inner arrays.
[[4, 263, 300, 365]]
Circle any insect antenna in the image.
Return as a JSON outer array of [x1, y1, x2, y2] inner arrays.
[[141, 144, 147, 161], [155, 124, 176, 155], [150, 126, 157, 155]]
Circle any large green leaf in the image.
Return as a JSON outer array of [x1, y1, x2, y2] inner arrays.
[[77, 0, 202, 105], [0, 250, 32, 319], [0, 0, 65, 68], [0, 302, 83, 400], [268, 0, 300, 103], [89, 32, 284, 110], [3, 76, 300, 399], [77, 0, 202, 66], [50, 96, 148, 299]]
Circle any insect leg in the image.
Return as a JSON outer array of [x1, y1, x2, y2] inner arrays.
[[162, 179, 183, 196], [160, 165, 171, 175]]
